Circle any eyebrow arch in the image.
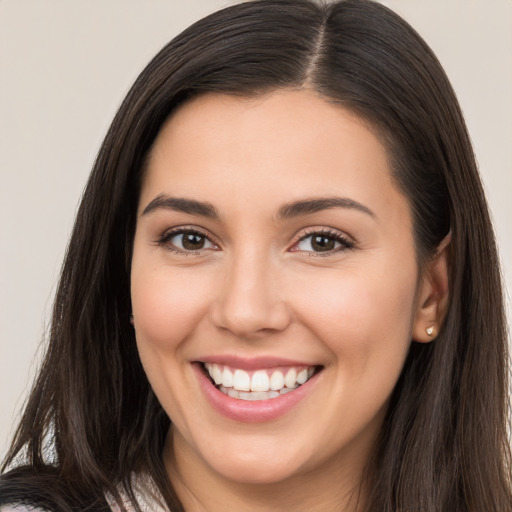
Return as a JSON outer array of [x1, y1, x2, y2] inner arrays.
[[277, 197, 375, 220], [141, 194, 218, 218], [141, 194, 374, 221]]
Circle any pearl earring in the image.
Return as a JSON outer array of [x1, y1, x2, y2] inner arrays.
[[426, 326, 434, 336]]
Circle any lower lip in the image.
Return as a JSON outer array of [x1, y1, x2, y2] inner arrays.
[[193, 363, 320, 423]]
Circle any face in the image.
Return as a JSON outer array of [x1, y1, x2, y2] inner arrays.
[[131, 89, 428, 490]]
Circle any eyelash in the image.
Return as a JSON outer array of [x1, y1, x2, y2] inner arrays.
[[156, 227, 218, 255], [291, 228, 355, 256], [156, 227, 355, 256]]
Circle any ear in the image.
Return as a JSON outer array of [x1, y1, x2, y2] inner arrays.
[[412, 233, 451, 343]]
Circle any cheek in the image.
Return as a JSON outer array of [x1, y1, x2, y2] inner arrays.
[[131, 265, 215, 350], [293, 261, 418, 371], [130, 264, 217, 426]]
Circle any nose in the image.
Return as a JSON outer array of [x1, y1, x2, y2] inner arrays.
[[210, 249, 291, 339]]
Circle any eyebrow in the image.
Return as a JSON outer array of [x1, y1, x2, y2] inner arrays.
[[141, 195, 219, 218], [141, 194, 375, 220], [277, 197, 375, 220]]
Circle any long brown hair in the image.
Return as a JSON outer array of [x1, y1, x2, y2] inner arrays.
[[2, 1, 510, 510]]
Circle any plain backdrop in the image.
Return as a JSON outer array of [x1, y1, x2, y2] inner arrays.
[[1, 0, 511, 460]]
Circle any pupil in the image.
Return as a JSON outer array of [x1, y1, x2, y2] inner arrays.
[[312, 235, 334, 251], [183, 233, 205, 250]]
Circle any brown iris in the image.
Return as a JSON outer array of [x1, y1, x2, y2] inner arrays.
[[311, 235, 335, 252], [182, 233, 206, 250]]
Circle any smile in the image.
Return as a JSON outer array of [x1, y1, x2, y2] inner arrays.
[[204, 363, 317, 401]]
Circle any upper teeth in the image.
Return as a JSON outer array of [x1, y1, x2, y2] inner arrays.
[[204, 363, 315, 393]]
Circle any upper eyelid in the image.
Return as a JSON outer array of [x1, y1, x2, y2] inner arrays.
[[292, 226, 355, 244], [159, 225, 217, 242], [289, 229, 356, 256], [156, 226, 220, 253]]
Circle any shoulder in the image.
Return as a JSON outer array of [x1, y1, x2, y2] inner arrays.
[[108, 473, 170, 512], [0, 506, 49, 512], [0, 470, 169, 512]]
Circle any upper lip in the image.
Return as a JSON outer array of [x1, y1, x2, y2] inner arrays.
[[197, 355, 319, 371]]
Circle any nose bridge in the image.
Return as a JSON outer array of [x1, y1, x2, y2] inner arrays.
[[212, 245, 290, 337]]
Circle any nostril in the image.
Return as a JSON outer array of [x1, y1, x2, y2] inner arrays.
[[211, 301, 292, 338]]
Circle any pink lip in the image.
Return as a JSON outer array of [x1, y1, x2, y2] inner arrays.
[[193, 362, 321, 423], [198, 354, 315, 371]]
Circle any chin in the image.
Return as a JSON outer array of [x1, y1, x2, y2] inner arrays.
[[211, 455, 305, 485], [189, 431, 312, 485]]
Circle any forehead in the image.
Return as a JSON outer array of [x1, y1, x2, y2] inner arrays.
[[141, 89, 410, 228]]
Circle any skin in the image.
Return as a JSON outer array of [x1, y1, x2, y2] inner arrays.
[[130, 89, 449, 511]]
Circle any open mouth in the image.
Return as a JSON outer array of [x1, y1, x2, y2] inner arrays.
[[202, 362, 320, 401]]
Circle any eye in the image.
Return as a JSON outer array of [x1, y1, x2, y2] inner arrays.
[[158, 229, 218, 253], [292, 230, 354, 254]]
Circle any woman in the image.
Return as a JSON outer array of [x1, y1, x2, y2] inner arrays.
[[1, 0, 510, 510]]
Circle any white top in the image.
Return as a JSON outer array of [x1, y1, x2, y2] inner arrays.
[[0, 474, 170, 512]]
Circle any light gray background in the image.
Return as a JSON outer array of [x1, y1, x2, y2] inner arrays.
[[1, 0, 511, 460]]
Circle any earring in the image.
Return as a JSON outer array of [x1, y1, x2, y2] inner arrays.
[[425, 325, 434, 336]]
